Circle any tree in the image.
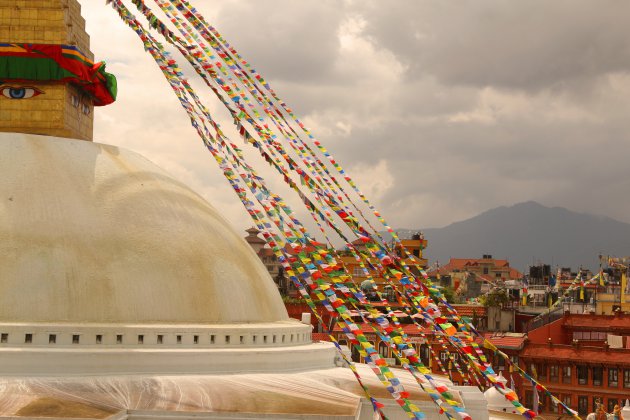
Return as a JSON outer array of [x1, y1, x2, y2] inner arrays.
[[479, 288, 509, 307], [441, 286, 456, 303], [471, 309, 479, 329]]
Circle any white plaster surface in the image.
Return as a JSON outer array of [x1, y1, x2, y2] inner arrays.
[[0, 132, 287, 324]]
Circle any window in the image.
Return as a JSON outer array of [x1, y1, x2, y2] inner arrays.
[[539, 393, 547, 410], [378, 342, 389, 358], [609, 368, 618, 387], [157, 335, 163, 344], [562, 395, 572, 414], [25, 334, 32, 344], [608, 399, 618, 413], [72, 335, 80, 344], [137, 335, 144, 345], [483, 267, 489, 274], [177, 335, 182, 344], [574, 331, 607, 340], [562, 366, 572, 384], [49, 334, 56, 344], [537, 363, 547, 378], [578, 396, 588, 415], [550, 365, 559, 382], [0, 333, 7, 343], [194, 335, 199, 344], [116, 334, 123, 344], [577, 365, 588, 385], [440, 351, 449, 362], [496, 355, 505, 371], [350, 342, 361, 362], [420, 345, 430, 364], [211, 335, 215, 344], [96, 335, 103, 344], [624, 369, 630, 388], [592, 367, 603, 386], [383, 285, 396, 301], [528, 363, 537, 377]]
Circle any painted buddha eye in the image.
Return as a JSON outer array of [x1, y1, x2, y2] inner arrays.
[[0, 86, 43, 99]]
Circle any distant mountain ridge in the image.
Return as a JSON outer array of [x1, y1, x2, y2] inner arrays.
[[387, 201, 630, 272]]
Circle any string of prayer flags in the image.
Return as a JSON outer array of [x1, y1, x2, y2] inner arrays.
[[107, 1, 582, 419]]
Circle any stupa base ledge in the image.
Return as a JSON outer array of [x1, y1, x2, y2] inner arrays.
[[0, 342, 337, 376]]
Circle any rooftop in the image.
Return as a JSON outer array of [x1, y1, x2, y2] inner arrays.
[[481, 332, 527, 351], [520, 342, 630, 366], [430, 258, 523, 279], [562, 312, 630, 333]]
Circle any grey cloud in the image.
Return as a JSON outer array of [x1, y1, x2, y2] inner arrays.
[[82, 1, 630, 232], [359, 1, 630, 90], [213, 0, 345, 83]]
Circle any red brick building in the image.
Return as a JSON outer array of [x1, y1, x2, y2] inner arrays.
[[519, 312, 630, 416]]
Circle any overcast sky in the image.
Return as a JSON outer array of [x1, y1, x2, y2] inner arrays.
[[82, 1, 630, 233]]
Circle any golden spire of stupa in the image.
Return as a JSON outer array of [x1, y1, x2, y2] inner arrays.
[[0, 0, 116, 141]]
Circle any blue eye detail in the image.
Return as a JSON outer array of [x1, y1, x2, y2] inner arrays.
[[0, 86, 43, 99], [10, 88, 25, 98]]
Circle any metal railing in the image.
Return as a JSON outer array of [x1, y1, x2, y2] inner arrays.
[[525, 306, 564, 332]]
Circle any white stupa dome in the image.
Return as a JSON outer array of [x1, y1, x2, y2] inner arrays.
[[0, 132, 286, 324], [0, 132, 323, 377]]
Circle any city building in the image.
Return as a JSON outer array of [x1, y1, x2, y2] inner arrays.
[[429, 255, 523, 301], [338, 233, 428, 294], [519, 312, 630, 416]]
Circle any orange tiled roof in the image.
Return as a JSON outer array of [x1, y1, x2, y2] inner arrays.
[[444, 305, 487, 317], [480, 332, 527, 350]]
